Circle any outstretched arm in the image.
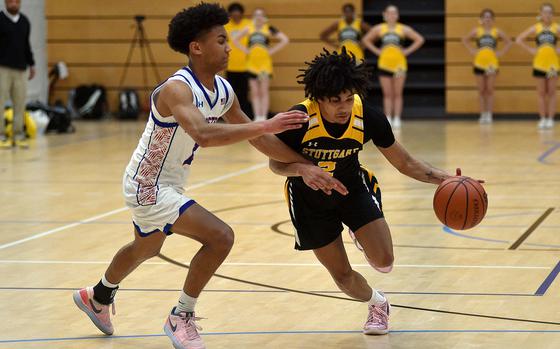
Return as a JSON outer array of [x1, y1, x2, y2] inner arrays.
[[222, 95, 307, 163], [378, 141, 451, 184], [224, 96, 348, 194], [159, 81, 307, 147]]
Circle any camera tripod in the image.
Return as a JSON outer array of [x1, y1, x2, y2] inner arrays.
[[118, 15, 161, 91]]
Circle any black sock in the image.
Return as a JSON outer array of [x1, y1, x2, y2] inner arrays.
[[93, 279, 118, 305]]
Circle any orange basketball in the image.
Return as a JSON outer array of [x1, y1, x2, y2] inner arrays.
[[433, 176, 488, 230]]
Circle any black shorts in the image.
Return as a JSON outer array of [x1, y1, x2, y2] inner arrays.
[[284, 168, 384, 251], [378, 68, 396, 77], [248, 72, 272, 79], [473, 67, 498, 75], [533, 69, 556, 78]]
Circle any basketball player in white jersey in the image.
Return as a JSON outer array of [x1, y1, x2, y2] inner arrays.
[[72, 4, 347, 349]]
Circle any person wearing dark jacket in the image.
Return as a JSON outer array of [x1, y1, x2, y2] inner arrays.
[[0, 0, 35, 149]]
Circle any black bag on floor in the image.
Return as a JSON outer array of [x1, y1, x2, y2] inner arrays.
[[27, 100, 75, 133], [73, 84, 107, 119], [47, 103, 75, 133], [118, 89, 140, 119]]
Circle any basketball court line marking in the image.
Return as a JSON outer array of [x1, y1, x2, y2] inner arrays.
[[0, 259, 550, 269], [442, 226, 560, 249], [535, 260, 560, 296], [538, 141, 560, 164], [2, 329, 560, 344], [0, 286, 536, 297], [158, 254, 560, 326], [509, 208, 555, 250], [0, 162, 268, 251]]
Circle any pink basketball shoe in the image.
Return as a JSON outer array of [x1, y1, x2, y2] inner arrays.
[[72, 287, 115, 335], [363, 298, 390, 335], [164, 308, 206, 349]]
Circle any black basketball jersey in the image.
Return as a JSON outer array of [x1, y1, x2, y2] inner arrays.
[[276, 95, 395, 186]]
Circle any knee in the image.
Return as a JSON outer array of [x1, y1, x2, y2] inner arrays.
[[208, 225, 235, 254], [486, 90, 494, 98], [372, 253, 394, 273]]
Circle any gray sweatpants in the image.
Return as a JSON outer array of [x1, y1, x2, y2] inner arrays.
[[0, 66, 27, 139]]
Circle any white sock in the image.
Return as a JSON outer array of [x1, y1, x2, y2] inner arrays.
[[175, 291, 197, 314], [368, 290, 386, 307], [394, 115, 401, 120], [101, 274, 119, 288]]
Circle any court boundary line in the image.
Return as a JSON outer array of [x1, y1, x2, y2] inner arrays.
[[0, 286, 537, 297], [0, 163, 267, 251], [2, 329, 560, 344]]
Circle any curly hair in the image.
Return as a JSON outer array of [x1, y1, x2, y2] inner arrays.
[[167, 2, 229, 55], [297, 47, 372, 101]]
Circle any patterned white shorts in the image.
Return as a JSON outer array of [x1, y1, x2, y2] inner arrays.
[[122, 174, 195, 237]]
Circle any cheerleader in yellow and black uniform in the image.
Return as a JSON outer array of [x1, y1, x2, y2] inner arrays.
[[517, 3, 560, 129], [320, 3, 371, 63], [462, 9, 512, 124], [233, 8, 289, 121], [362, 5, 424, 129]]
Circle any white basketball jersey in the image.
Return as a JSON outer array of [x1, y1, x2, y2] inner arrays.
[[124, 67, 234, 206]]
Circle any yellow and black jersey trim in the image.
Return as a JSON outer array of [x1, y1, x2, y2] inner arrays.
[[299, 95, 364, 145]]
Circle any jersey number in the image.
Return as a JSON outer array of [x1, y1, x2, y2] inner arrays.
[[318, 161, 336, 174]]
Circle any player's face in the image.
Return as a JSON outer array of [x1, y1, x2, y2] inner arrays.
[[198, 26, 231, 71], [318, 91, 355, 124], [383, 6, 399, 24]]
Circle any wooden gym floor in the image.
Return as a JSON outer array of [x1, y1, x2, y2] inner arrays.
[[0, 119, 558, 348]]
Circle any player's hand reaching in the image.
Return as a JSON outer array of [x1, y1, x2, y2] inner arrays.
[[298, 164, 348, 196], [262, 111, 309, 134]]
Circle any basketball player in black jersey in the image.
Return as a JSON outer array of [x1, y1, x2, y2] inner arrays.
[[270, 48, 456, 334]]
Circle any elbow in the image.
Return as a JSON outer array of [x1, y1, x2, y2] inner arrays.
[[515, 37, 522, 45], [269, 159, 280, 174], [418, 37, 426, 46], [193, 133, 211, 148]]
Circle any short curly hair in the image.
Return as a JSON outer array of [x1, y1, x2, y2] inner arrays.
[[167, 2, 229, 55], [297, 47, 372, 101]]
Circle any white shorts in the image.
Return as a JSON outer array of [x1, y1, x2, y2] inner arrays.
[[123, 174, 196, 237]]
